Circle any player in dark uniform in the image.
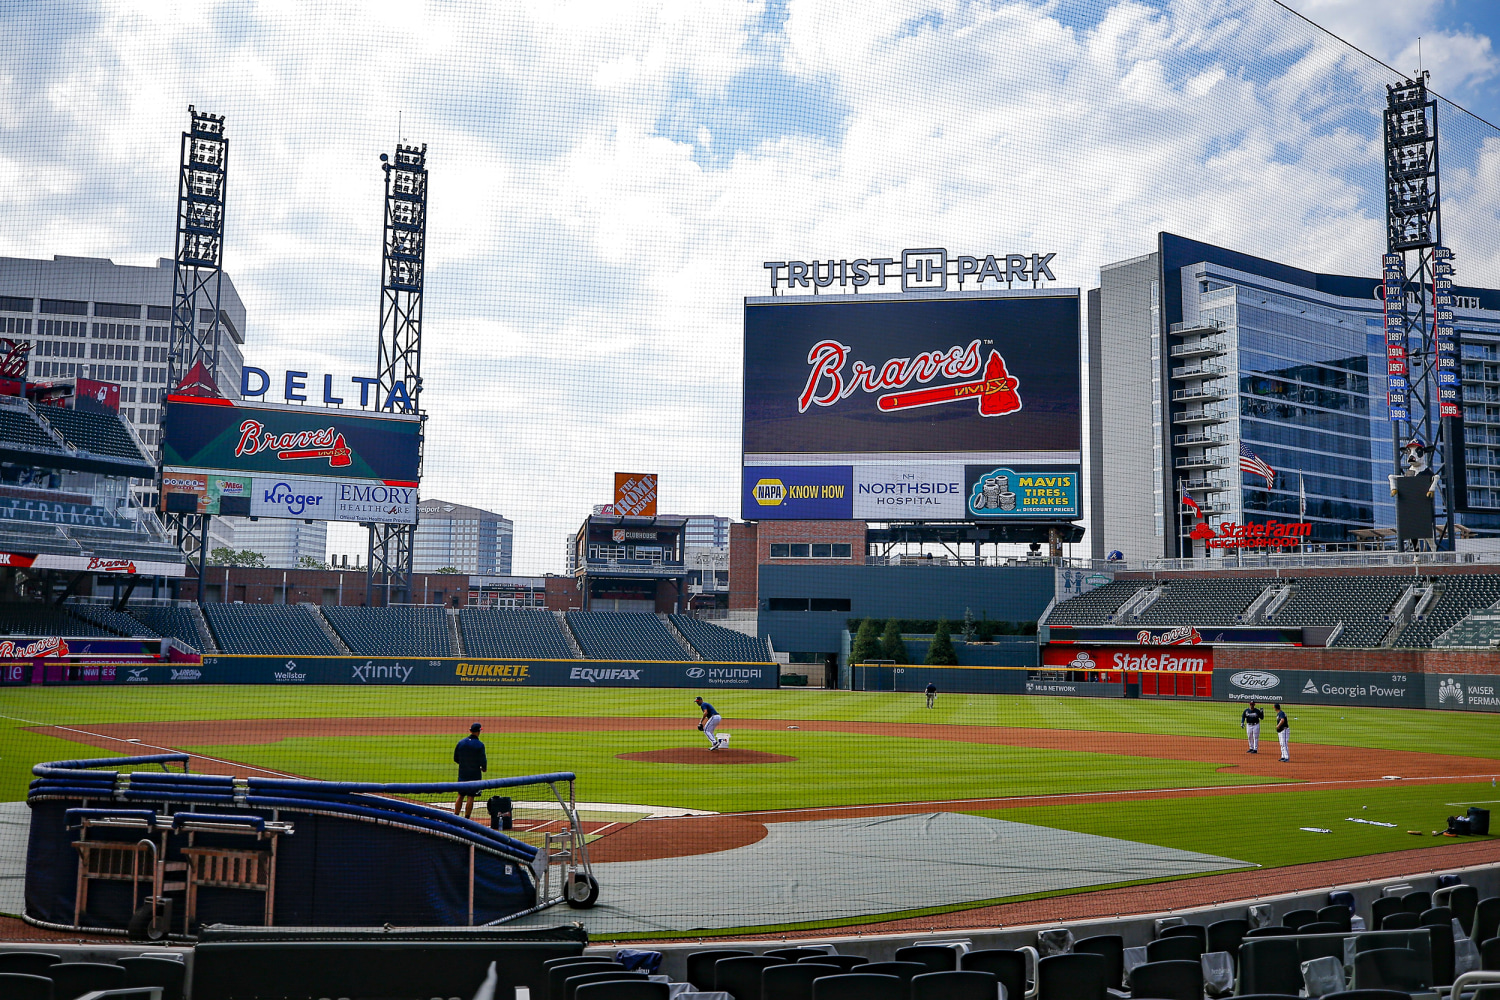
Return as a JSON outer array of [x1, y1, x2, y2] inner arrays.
[[925, 682, 937, 709], [1240, 701, 1264, 754], [696, 696, 724, 750], [1274, 703, 1290, 762], [453, 722, 487, 818]]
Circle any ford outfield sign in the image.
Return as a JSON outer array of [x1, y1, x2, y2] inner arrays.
[[1229, 670, 1281, 691]]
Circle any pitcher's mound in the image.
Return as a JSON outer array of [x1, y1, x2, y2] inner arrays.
[[617, 748, 797, 765]]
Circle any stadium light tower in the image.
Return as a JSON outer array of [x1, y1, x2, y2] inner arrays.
[[1383, 74, 1460, 547], [166, 106, 228, 582], [366, 143, 428, 606]]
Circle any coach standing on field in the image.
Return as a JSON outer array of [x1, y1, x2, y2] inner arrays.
[[1274, 702, 1290, 762], [1240, 701, 1264, 754], [453, 722, 487, 818]]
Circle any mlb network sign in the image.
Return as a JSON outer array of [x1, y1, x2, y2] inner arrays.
[[763, 248, 1058, 293]]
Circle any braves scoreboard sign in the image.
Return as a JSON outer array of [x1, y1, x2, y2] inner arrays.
[[160, 395, 420, 524], [743, 290, 1081, 520]]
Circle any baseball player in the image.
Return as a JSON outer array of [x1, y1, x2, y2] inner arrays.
[[695, 696, 725, 750], [1274, 702, 1290, 762], [1240, 701, 1264, 754], [925, 682, 937, 709], [453, 722, 487, 818]]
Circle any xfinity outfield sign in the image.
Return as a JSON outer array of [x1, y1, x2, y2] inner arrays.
[[762, 248, 1058, 293]]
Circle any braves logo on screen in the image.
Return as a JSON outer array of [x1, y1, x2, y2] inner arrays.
[[236, 420, 352, 468], [798, 339, 1022, 417]]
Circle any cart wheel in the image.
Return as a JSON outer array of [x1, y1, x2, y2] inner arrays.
[[565, 872, 600, 909], [127, 902, 166, 941]]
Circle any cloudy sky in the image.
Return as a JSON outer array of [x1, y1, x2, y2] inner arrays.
[[5, 0, 1500, 573]]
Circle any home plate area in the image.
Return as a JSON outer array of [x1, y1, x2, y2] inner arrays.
[[508, 811, 1251, 934]]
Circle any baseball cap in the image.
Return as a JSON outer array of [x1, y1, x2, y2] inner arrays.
[[694, 696, 703, 703], [470, 722, 482, 732]]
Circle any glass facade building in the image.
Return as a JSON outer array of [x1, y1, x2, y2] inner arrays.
[[1092, 233, 1500, 560]]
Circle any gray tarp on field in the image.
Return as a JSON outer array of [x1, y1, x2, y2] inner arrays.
[[510, 811, 1252, 934]]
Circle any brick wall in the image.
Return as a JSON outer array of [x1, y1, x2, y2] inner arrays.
[[179, 567, 469, 606], [543, 575, 582, 611], [729, 522, 758, 611], [1215, 645, 1500, 675], [757, 520, 867, 566]]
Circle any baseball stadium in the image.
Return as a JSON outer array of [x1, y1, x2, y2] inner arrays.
[[4, 1, 1500, 999]]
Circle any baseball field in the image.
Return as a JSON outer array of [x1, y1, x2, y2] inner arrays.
[[3, 685, 1498, 937]]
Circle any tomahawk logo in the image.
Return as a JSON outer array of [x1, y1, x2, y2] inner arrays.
[[1438, 678, 1465, 705], [1302, 679, 1319, 694]]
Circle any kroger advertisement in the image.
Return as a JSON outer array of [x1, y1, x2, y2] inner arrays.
[[161, 395, 421, 484], [160, 471, 416, 524]]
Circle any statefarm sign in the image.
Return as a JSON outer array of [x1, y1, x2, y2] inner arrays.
[[1190, 519, 1312, 549], [1042, 645, 1213, 673]]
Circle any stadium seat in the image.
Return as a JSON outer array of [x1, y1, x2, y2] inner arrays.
[[127, 605, 212, 652], [1239, 938, 1303, 996], [1437, 884, 1479, 936], [1422, 905, 1454, 927], [797, 955, 866, 973], [1282, 908, 1318, 931], [1128, 959, 1201, 1000], [564, 971, 647, 1000], [323, 605, 454, 657], [764, 948, 829, 962], [0, 954, 60, 977], [1483, 937, 1500, 969], [1477, 897, 1500, 946], [1146, 936, 1201, 964], [685, 952, 752, 991], [893, 946, 958, 972], [1351, 948, 1428, 992], [47, 962, 126, 999], [810, 973, 904, 1000], [668, 614, 773, 662], [762, 963, 843, 1000], [1244, 927, 1295, 938], [1320, 992, 1417, 1000], [550, 962, 626, 1000], [1379, 911, 1419, 930], [1370, 896, 1405, 929], [1206, 919, 1248, 964], [1297, 935, 1345, 966], [961, 949, 1026, 1000], [1427, 920, 1456, 986], [909, 970, 998, 1000], [714, 955, 786, 1000], [458, 608, 577, 659], [1159, 924, 1206, 948], [858, 962, 925, 987], [118, 956, 185, 1000], [1299, 922, 1344, 935], [37, 406, 149, 463], [1401, 890, 1432, 914], [1043, 580, 1148, 624], [1036, 953, 1107, 1000], [1316, 905, 1353, 932], [565, 611, 688, 660], [575, 981, 669, 1000], [203, 603, 342, 655], [1074, 934, 1124, 988], [0, 973, 52, 1000], [545, 957, 614, 971]]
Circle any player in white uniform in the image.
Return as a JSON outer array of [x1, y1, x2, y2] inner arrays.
[[1274, 703, 1290, 762], [1241, 702, 1263, 754], [695, 696, 726, 750]]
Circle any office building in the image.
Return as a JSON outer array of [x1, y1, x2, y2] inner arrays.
[[1091, 233, 1500, 560], [414, 499, 514, 575], [230, 518, 329, 568]]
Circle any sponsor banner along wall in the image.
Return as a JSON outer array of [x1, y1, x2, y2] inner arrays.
[[1426, 674, 1500, 711], [3, 656, 778, 688], [1047, 625, 1304, 645], [1215, 668, 1425, 709], [1042, 644, 1213, 673]]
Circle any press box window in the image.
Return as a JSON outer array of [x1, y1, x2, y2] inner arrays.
[[811, 543, 852, 558]]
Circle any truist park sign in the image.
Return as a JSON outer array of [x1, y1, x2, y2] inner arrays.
[[743, 287, 1081, 521], [763, 248, 1058, 294]]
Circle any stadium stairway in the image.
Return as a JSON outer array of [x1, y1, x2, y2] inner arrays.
[[557, 611, 586, 658], [448, 608, 466, 655], [310, 605, 353, 653], [661, 614, 702, 660]]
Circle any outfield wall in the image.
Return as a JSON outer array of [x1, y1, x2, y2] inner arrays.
[[0, 655, 778, 689]]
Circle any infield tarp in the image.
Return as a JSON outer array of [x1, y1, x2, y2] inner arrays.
[[6, 656, 778, 688], [506, 811, 1251, 934]]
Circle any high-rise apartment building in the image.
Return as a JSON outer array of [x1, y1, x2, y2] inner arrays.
[[414, 499, 514, 575]]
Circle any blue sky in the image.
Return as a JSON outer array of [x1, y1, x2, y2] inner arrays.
[[4, 0, 1500, 572]]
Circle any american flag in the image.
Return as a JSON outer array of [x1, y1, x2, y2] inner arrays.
[[1240, 443, 1275, 485]]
